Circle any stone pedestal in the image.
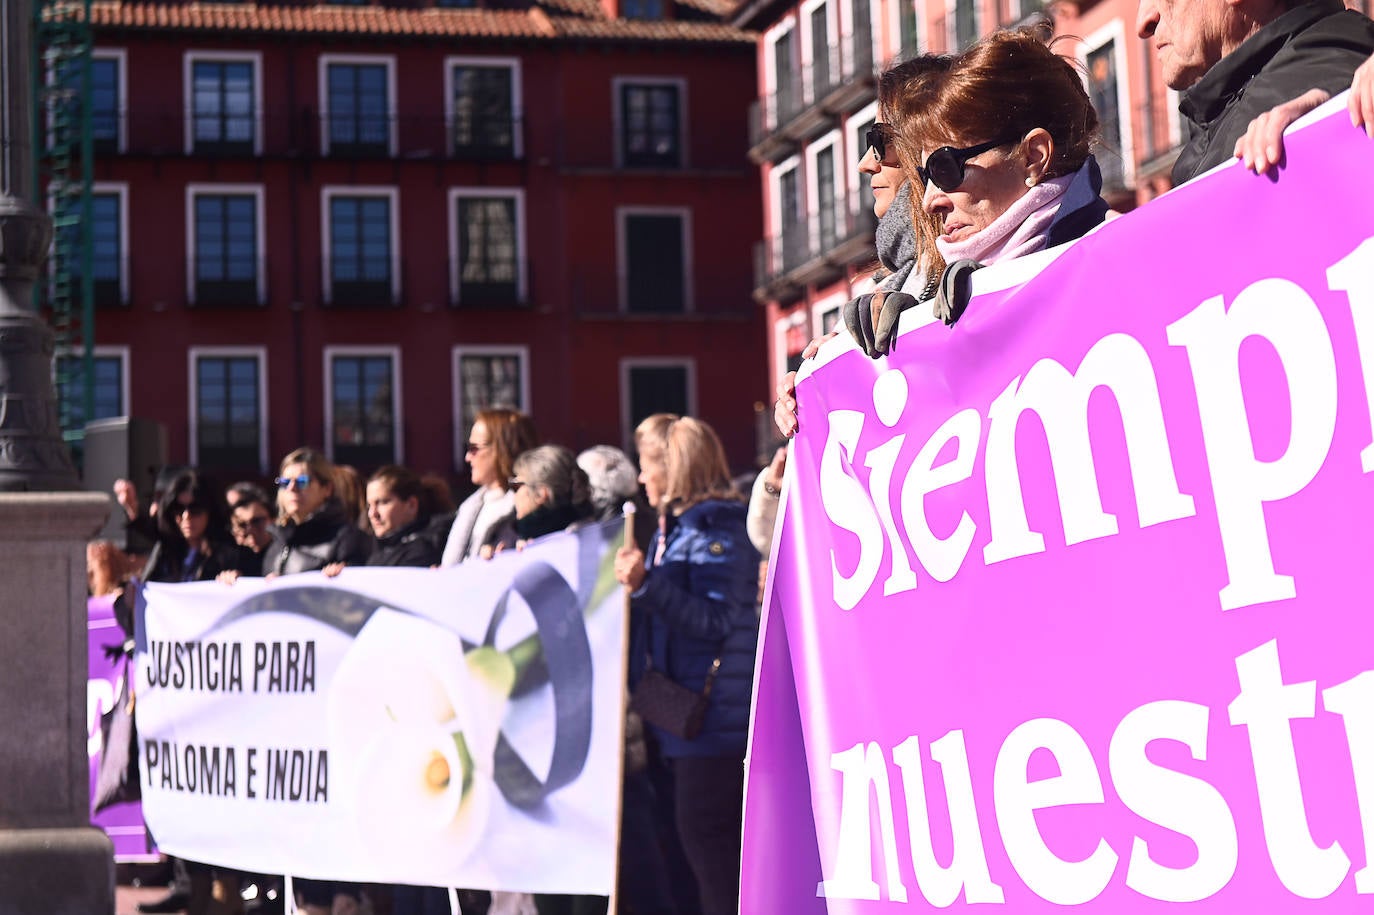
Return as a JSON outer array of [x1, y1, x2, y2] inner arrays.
[[0, 493, 117, 915]]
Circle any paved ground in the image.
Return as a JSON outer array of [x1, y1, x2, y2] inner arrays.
[[115, 883, 172, 915]]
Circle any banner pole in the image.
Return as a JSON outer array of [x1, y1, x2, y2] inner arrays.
[[607, 502, 636, 915]]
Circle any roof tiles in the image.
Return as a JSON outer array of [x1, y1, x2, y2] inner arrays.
[[89, 2, 754, 43]]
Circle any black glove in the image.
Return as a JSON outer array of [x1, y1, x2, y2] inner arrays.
[[933, 259, 982, 326], [843, 290, 920, 358]]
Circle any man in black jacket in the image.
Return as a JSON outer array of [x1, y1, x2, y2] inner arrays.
[[1136, 0, 1374, 183]]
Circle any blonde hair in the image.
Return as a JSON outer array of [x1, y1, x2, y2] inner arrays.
[[276, 446, 336, 525], [658, 416, 741, 512]]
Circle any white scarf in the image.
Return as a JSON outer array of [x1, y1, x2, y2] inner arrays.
[[935, 172, 1073, 266]]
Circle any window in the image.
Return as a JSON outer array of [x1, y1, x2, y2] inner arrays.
[[321, 56, 395, 156], [90, 51, 125, 153], [190, 348, 266, 472], [452, 346, 529, 465], [775, 161, 804, 272], [187, 54, 260, 155], [619, 209, 690, 313], [806, 1, 833, 100], [770, 28, 798, 126], [55, 348, 127, 431], [621, 0, 664, 18], [91, 185, 127, 307], [851, 110, 877, 235], [952, 0, 979, 49], [187, 185, 264, 306], [849, 0, 874, 76], [326, 348, 400, 468], [898, 0, 920, 54], [811, 142, 839, 254], [617, 80, 683, 169], [621, 359, 695, 450], [1083, 23, 1133, 191], [448, 59, 519, 158], [451, 189, 525, 306], [323, 188, 398, 306]]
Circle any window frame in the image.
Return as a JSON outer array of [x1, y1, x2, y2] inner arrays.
[[450, 344, 531, 472], [845, 100, 878, 218], [321, 185, 401, 307], [90, 181, 130, 306], [612, 76, 688, 169], [444, 55, 522, 159], [187, 345, 269, 472], [946, 0, 981, 50], [888, 0, 924, 57], [185, 183, 267, 307], [89, 48, 128, 154], [799, 0, 837, 105], [323, 345, 404, 466], [183, 50, 264, 156], [619, 357, 697, 452], [616, 205, 693, 314], [447, 187, 527, 307], [764, 20, 798, 130], [318, 53, 398, 157], [53, 344, 131, 429], [769, 154, 803, 274], [1078, 19, 1135, 189], [805, 131, 844, 257]]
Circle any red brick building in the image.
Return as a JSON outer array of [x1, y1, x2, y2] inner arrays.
[[733, 0, 1374, 388], [72, 0, 765, 485]]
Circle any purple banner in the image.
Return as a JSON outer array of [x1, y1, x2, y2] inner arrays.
[[743, 101, 1374, 912], [89, 594, 156, 861]]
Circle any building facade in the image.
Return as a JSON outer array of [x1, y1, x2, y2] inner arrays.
[[734, 0, 1373, 390], [64, 0, 765, 486]]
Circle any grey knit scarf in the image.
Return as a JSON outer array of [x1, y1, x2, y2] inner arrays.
[[874, 181, 918, 292]]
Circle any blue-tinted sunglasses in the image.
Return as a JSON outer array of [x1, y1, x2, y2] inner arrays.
[[275, 474, 312, 490]]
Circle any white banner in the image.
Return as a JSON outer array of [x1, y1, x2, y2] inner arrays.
[[135, 520, 626, 893]]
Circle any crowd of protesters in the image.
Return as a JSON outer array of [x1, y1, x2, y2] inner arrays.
[[86, 4, 1374, 914], [90, 407, 767, 915]]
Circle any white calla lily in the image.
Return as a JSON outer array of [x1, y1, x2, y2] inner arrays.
[[327, 608, 514, 867]]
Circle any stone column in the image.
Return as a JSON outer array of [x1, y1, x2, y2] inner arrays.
[[0, 0, 120, 910]]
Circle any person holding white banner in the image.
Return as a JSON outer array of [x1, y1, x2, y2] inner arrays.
[[613, 415, 760, 915], [261, 448, 373, 578]]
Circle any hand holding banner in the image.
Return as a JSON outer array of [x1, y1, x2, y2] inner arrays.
[[744, 98, 1374, 913]]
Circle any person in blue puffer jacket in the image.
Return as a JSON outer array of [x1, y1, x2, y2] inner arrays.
[[614, 413, 760, 915]]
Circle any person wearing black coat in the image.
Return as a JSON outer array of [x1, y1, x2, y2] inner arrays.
[[260, 447, 372, 577]]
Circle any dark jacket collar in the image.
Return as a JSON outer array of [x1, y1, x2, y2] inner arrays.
[[1180, 0, 1344, 128], [281, 499, 352, 545]]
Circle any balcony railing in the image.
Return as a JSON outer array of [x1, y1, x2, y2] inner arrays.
[[190, 256, 266, 307], [324, 255, 402, 307], [448, 257, 531, 308], [754, 197, 878, 297], [750, 30, 879, 156], [81, 110, 526, 161]]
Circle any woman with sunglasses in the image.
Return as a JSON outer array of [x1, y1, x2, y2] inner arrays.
[[775, 28, 1109, 437], [145, 470, 254, 584], [441, 408, 539, 566], [260, 447, 373, 578], [895, 27, 1108, 324], [141, 469, 257, 915]]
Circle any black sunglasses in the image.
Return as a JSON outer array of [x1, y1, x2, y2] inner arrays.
[[916, 139, 1012, 193], [170, 502, 207, 518], [864, 124, 898, 165], [466, 441, 489, 455], [508, 478, 526, 492]]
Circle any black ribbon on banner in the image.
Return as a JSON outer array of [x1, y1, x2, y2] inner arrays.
[[139, 527, 614, 810]]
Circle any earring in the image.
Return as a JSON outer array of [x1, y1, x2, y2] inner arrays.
[[1025, 176, 1037, 188]]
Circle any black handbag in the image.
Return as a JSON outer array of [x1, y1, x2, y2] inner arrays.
[[630, 656, 722, 740], [93, 657, 141, 813]]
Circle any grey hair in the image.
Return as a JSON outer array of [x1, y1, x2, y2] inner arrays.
[[577, 445, 639, 516], [514, 445, 590, 510]]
